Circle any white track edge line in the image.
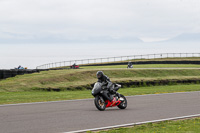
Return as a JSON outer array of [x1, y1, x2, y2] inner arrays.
[[0, 91, 199, 107], [63, 114, 200, 133]]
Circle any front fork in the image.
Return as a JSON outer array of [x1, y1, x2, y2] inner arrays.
[[99, 96, 104, 103]]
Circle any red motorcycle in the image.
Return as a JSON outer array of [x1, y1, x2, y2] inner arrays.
[[92, 82, 127, 111], [70, 64, 79, 69]]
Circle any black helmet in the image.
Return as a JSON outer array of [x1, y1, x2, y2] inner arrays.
[[96, 71, 104, 79]]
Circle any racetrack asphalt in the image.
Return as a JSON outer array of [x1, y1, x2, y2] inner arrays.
[[0, 91, 200, 133]]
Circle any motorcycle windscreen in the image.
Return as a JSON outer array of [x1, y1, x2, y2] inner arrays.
[[92, 82, 102, 96]]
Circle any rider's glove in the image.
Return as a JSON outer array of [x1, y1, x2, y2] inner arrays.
[[102, 81, 107, 86]]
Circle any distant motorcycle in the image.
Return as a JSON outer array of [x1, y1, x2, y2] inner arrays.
[[70, 63, 79, 69], [127, 65, 133, 68], [91, 82, 127, 111], [127, 61, 133, 68]]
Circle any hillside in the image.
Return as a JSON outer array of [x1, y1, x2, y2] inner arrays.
[[1, 68, 200, 92]]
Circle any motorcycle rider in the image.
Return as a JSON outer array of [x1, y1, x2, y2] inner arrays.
[[127, 61, 133, 68], [96, 71, 120, 102]]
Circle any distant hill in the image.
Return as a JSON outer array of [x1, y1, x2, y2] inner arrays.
[[0, 34, 143, 44], [164, 33, 200, 42], [87, 36, 143, 43]]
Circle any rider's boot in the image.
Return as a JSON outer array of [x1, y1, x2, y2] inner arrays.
[[113, 92, 124, 102]]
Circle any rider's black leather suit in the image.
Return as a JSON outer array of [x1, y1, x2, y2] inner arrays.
[[98, 75, 118, 102]]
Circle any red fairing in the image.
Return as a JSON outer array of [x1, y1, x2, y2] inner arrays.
[[105, 97, 121, 108], [75, 66, 79, 68]]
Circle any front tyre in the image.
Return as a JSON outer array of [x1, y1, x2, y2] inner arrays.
[[94, 96, 106, 111], [117, 94, 127, 109]]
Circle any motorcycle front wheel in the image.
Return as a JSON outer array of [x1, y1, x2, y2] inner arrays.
[[94, 95, 106, 111], [117, 94, 127, 109]]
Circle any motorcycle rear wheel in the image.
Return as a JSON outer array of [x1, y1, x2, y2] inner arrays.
[[94, 96, 106, 111], [117, 94, 127, 109]]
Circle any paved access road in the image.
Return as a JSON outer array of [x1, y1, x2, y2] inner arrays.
[[0, 91, 200, 133]]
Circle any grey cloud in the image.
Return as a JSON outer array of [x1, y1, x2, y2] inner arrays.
[[0, 0, 200, 43]]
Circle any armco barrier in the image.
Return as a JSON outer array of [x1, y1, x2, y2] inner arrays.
[[3, 70, 12, 79], [11, 69, 18, 77], [0, 69, 42, 80], [0, 70, 3, 79], [83, 61, 200, 66], [17, 70, 25, 75], [0, 68, 68, 80]]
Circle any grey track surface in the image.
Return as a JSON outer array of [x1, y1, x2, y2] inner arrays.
[[0, 92, 200, 133]]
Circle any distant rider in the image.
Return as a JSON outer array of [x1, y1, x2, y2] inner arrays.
[[127, 61, 133, 68]]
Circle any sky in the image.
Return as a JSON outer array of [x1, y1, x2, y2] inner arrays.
[[0, 0, 200, 43], [0, 0, 200, 69]]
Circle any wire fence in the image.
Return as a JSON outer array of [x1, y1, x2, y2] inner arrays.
[[36, 53, 200, 69]]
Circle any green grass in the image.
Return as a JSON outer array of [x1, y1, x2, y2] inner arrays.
[[1, 69, 200, 92], [1, 64, 200, 104], [81, 64, 200, 69], [0, 84, 200, 104], [89, 117, 200, 133]]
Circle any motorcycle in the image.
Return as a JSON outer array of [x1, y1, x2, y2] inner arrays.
[[91, 82, 127, 111], [127, 61, 133, 68], [127, 65, 133, 68]]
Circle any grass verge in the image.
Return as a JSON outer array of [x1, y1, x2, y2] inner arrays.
[[0, 84, 200, 104], [88, 117, 200, 133]]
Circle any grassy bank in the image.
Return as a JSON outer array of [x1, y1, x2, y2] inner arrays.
[[89, 117, 200, 133], [0, 84, 200, 104], [1, 69, 200, 92]]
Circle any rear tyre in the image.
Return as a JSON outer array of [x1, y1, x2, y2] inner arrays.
[[94, 96, 106, 111], [117, 94, 127, 109]]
